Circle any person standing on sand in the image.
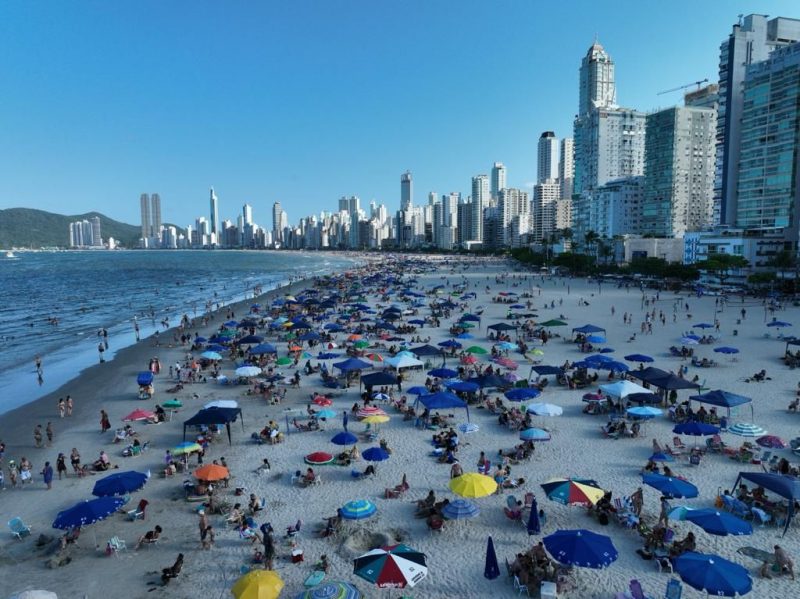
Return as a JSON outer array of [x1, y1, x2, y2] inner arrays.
[[56, 453, 67, 479], [58, 398, 65, 418], [33, 425, 43, 448], [66, 396, 73, 416], [201, 524, 215, 549], [41, 461, 53, 490], [100, 410, 111, 433], [98, 342, 105, 363]]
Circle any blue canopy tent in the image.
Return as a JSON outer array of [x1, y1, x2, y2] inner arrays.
[[689, 389, 753, 420], [249, 343, 277, 355], [333, 357, 373, 372], [409, 344, 446, 367], [467, 373, 508, 389], [414, 391, 470, 422], [572, 324, 606, 335], [531, 365, 564, 377], [733, 472, 800, 535], [183, 406, 243, 445], [360, 371, 399, 389]]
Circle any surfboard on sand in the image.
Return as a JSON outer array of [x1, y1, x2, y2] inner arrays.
[[738, 546, 776, 565]]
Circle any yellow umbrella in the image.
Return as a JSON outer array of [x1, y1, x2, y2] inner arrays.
[[449, 473, 498, 498], [530, 349, 545, 356], [231, 569, 284, 599], [361, 415, 390, 424]]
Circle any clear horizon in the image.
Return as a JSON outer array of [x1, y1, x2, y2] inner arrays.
[[2, 1, 797, 227]]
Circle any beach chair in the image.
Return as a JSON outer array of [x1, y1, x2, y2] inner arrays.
[[127, 499, 149, 521], [107, 536, 127, 556], [672, 437, 687, 452], [513, 575, 530, 596], [664, 579, 682, 599], [286, 519, 302, 537], [751, 506, 772, 526], [752, 450, 770, 465], [655, 555, 673, 574], [8, 518, 31, 540], [628, 579, 653, 599]]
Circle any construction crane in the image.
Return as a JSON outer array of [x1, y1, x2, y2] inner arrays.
[[657, 78, 709, 95]]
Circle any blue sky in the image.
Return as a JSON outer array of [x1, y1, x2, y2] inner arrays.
[[1, 1, 797, 227]]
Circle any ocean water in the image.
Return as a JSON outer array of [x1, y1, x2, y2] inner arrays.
[[0, 250, 353, 413]]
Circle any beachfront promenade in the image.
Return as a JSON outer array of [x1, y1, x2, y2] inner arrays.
[[1, 255, 798, 598]]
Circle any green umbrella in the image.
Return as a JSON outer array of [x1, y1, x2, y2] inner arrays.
[[466, 346, 488, 355], [460, 322, 476, 329], [276, 356, 293, 366], [540, 319, 568, 327], [354, 340, 370, 349]]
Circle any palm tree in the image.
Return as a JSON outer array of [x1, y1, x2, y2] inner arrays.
[[584, 230, 600, 263]]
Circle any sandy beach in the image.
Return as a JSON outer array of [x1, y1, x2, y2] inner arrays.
[[1, 254, 799, 599]]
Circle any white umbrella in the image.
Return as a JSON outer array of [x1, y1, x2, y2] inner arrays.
[[599, 380, 652, 398], [526, 403, 563, 416], [385, 355, 424, 369], [204, 400, 239, 409], [235, 366, 262, 377], [727, 423, 767, 437], [9, 592, 58, 599]]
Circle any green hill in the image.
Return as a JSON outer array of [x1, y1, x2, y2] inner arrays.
[[0, 208, 182, 249]]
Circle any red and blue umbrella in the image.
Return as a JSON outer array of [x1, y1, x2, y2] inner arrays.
[[541, 478, 604, 506], [353, 544, 428, 589]]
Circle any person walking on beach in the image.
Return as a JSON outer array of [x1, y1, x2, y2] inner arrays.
[[58, 398, 65, 418], [41, 461, 53, 490], [45, 422, 54, 446], [66, 396, 73, 416], [98, 342, 105, 363], [100, 410, 111, 433], [70, 448, 82, 475], [56, 453, 67, 479], [201, 524, 215, 550], [33, 425, 44, 448]]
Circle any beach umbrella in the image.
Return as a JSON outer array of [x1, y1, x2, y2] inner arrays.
[[449, 473, 498, 498], [641, 473, 699, 498], [205, 344, 227, 352], [231, 569, 284, 599], [162, 399, 182, 409], [728, 422, 767, 437], [520, 428, 551, 442], [92, 470, 149, 497], [201, 351, 223, 360], [494, 356, 518, 370], [438, 339, 462, 349], [714, 346, 740, 355], [235, 366, 262, 377], [540, 319, 567, 327], [316, 409, 337, 419], [331, 431, 358, 446], [527, 497, 541, 535], [53, 496, 126, 529], [446, 381, 480, 393], [627, 406, 662, 419], [541, 478, 604, 506], [461, 355, 478, 365], [238, 335, 263, 344], [456, 333, 474, 339], [294, 582, 361, 599], [624, 354, 654, 363], [362, 447, 390, 462], [504, 388, 541, 401], [673, 422, 719, 436], [668, 505, 696, 521], [484, 536, 500, 580], [428, 368, 459, 378], [458, 422, 480, 434], [366, 353, 384, 363], [543, 529, 618, 569], [527, 403, 563, 416], [684, 509, 753, 537], [693, 323, 714, 329], [250, 343, 277, 355], [313, 396, 333, 406], [317, 352, 341, 360], [194, 464, 229, 481], [305, 452, 334, 465], [341, 499, 377, 520], [407, 386, 429, 396], [673, 552, 752, 596], [442, 499, 480, 520], [356, 406, 387, 418], [599, 347, 615, 353], [172, 441, 202, 455], [756, 435, 786, 448], [353, 544, 427, 589], [361, 415, 390, 425], [586, 335, 606, 344], [767, 320, 791, 328], [122, 409, 155, 422], [465, 346, 488, 354], [275, 357, 293, 366], [648, 452, 675, 463]]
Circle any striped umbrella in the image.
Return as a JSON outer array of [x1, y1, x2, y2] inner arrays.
[[356, 406, 387, 419], [520, 428, 551, 442], [728, 423, 767, 437], [353, 544, 427, 589], [294, 582, 362, 599], [541, 478, 604, 506], [442, 499, 480, 520], [341, 499, 377, 520], [458, 422, 480, 434]]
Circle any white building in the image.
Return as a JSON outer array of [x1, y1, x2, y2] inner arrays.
[[491, 162, 507, 199], [537, 132, 559, 183], [532, 183, 561, 242], [590, 176, 645, 239], [559, 137, 574, 200], [470, 175, 489, 242]]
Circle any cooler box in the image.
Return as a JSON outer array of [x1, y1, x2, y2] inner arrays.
[[291, 549, 304, 563], [540, 581, 558, 599]]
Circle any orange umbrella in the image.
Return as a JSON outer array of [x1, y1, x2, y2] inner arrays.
[[348, 334, 362, 341], [288, 345, 302, 352], [193, 464, 229, 481]]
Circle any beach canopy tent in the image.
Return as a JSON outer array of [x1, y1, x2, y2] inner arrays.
[[689, 389, 753, 420], [360, 371, 398, 388], [415, 391, 470, 422], [785, 337, 800, 352], [572, 324, 606, 335], [599, 380, 652, 399], [630, 367, 700, 391], [409, 344, 444, 357], [487, 323, 517, 332], [531, 365, 564, 376], [249, 343, 278, 355], [136, 372, 154, 386], [183, 406, 243, 445], [385, 355, 424, 370], [733, 472, 800, 535], [333, 357, 373, 372], [467, 373, 508, 389]]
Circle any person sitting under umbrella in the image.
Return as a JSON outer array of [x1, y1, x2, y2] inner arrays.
[[669, 531, 696, 557], [59, 526, 81, 550]]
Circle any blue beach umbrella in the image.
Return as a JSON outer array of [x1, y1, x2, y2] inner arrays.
[[627, 406, 662, 419], [446, 381, 480, 393], [673, 422, 719, 436], [53, 496, 126, 529], [599, 347, 615, 353], [250, 343, 277, 355], [331, 431, 358, 446], [362, 447, 390, 462], [624, 354, 654, 363], [438, 339, 462, 349], [91, 471, 149, 497], [205, 343, 226, 352], [684, 509, 753, 537], [673, 552, 753, 596], [341, 499, 377, 520], [407, 386, 429, 396], [642, 473, 699, 498], [484, 536, 500, 580], [714, 346, 740, 354], [543, 529, 618, 569], [200, 351, 223, 360], [767, 320, 791, 328], [648, 452, 675, 463], [317, 352, 341, 360], [504, 388, 541, 401], [238, 335, 263, 344], [428, 368, 459, 378], [693, 323, 714, 329], [527, 497, 541, 535], [442, 499, 480, 520], [519, 428, 551, 442], [456, 333, 474, 339], [586, 335, 606, 344], [317, 409, 337, 419]]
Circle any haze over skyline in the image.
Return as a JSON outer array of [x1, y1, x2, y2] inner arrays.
[[2, 0, 796, 226]]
